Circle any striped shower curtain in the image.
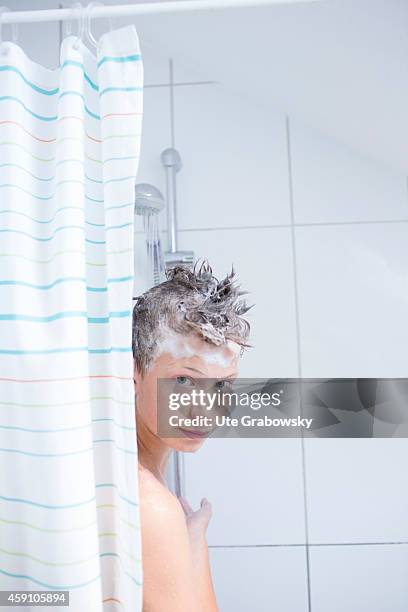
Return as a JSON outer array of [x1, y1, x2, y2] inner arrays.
[[0, 25, 142, 610]]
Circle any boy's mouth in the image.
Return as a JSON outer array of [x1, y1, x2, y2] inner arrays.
[[178, 427, 211, 439]]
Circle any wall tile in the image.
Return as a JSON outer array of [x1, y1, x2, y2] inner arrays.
[[133, 87, 172, 296], [290, 119, 408, 224], [172, 52, 217, 85], [174, 84, 291, 230], [310, 543, 408, 612], [209, 546, 309, 612], [295, 223, 408, 378], [139, 48, 170, 87], [134, 86, 172, 234], [184, 438, 306, 546], [10, 0, 60, 69], [305, 439, 408, 544]]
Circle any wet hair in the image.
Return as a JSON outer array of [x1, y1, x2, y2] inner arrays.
[[132, 260, 252, 375]]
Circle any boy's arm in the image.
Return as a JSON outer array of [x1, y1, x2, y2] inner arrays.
[[139, 474, 197, 612], [179, 497, 219, 612]]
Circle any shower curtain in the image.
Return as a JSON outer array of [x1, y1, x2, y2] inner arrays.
[[0, 25, 142, 611]]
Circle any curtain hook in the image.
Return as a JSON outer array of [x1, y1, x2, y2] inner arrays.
[[72, 2, 85, 51], [86, 1, 99, 49], [0, 6, 17, 57], [86, 1, 112, 50], [63, 1, 75, 38]]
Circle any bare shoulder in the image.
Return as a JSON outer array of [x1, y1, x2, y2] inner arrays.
[[137, 464, 189, 556], [138, 464, 184, 521], [138, 465, 195, 611]]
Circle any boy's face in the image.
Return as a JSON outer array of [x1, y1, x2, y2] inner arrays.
[[134, 331, 241, 452]]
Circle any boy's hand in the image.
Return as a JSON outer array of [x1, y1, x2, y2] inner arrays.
[[179, 496, 212, 542]]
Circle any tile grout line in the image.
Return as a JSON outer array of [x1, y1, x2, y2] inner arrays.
[[145, 80, 217, 89], [133, 218, 408, 237], [208, 541, 408, 549], [169, 59, 176, 149], [286, 115, 312, 612], [164, 218, 408, 234]]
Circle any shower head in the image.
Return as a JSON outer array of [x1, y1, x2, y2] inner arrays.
[[134, 183, 166, 290], [134, 183, 165, 215]]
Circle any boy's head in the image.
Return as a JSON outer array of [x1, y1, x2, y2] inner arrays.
[[132, 260, 252, 452]]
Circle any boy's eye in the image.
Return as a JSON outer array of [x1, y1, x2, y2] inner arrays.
[[176, 376, 194, 386], [215, 380, 233, 390]]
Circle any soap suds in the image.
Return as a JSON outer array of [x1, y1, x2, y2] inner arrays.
[[154, 331, 239, 368]]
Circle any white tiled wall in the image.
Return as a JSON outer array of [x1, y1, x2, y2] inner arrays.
[[137, 87, 172, 198], [295, 222, 408, 378], [137, 49, 408, 612], [183, 438, 306, 546], [305, 439, 408, 544], [290, 120, 408, 224], [210, 546, 309, 612], [7, 0, 60, 69], [174, 83, 291, 229], [309, 544, 408, 612], [134, 86, 172, 236]]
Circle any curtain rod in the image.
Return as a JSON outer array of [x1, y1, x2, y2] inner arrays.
[[1, 0, 320, 24]]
